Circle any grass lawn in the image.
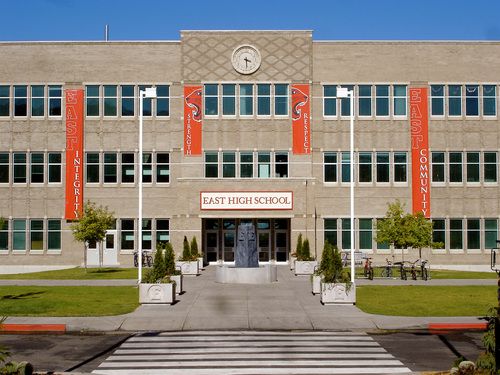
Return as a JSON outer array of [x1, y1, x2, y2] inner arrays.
[[0, 286, 139, 316], [356, 267, 496, 279], [356, 285, 496, 316], [0, 267, 138, 280]]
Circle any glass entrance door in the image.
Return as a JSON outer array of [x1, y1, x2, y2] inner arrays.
[[257, 219, 271, 261], [205, 230, 218, 262], [222, 219, 236, 261]]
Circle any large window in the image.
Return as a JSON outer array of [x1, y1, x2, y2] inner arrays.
[[358, 152, 372, 183], [31, 85, 44, 117], [465, 85, 479, 116], [47, 220, 61, 251], [142, 219, 152, 251], [257, 84, 271, 116], [30, 153, 44, 183], [324, 219, 338, 247], [484, 152, 497, 183], [156, 85, 170, 116], [324, 152, 337, 182], [274, 84, 288, 116], [258, 152, 271, 178], [204, 84, 218, 116], [323, 85, 337, 117], [431, 85, 444, 116], [156, 220, 170, 245], [156, 153, 170, 183], [30, 219, 43, 251], [467, 219, 480, 250], [393, 85, 407, 116], [448, 85, 462, 116], [359, 219, 372, 250], [120, 219, 135, 250], [393, 152, 407, 182], [239, 84, 253, 116], [86, 85, 100, 117], [432, 219, 446, 248], [358, 85, 371, 116], [0, 86, 9, 117], [341, 152, 350, 183], [431, 152, 445, 183], [450, 219, 463, 249], [222, 84, 236, 116], [13, 85, 27, 117], [86, 153, 100, 183], [0, 220, 7, 251], [13, 153, 27, 183], [103, 85, 117, 117], [142, 153, 152, 183], [485, 219, 498, 249], [103, 153, 117, 183], [340, 85, 354, 116], [222, 152, 236, 178], [0, 153, 9, 183], [341, 219, 351, 250], [375, 85, 389, 116], [13, 219, 26, 251], [466, 152, 480, 183], [449, 152, 462, 183], [48, 85, 62, 117], [205, 152, 218, 178], [121, 85, 135, 116], [376, 152, 390, 183], [139, 85, 152, 116], [274, 152, 288, 178], [121, 153, 135, 183], [240, 152, 253, 178], [483, 85, 496, 116]]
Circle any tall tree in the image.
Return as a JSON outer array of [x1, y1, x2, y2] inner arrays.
[[71, 201, 115, 270]]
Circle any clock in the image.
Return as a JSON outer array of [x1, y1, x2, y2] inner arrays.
[[231, 45, 261, 75]]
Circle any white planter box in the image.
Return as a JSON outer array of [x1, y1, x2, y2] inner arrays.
[[170, 274, 183, 295], [175, 261, 200, 275], [321, 282, 356, 305], [289, 256, 296, 270], [295, 260, 317, 275], [139, 283, 175, 304], [197, 257, 204, 271], [312, 275, 321, 295]]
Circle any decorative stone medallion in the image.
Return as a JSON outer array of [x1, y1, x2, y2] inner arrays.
[[231, 45, 261, 75]]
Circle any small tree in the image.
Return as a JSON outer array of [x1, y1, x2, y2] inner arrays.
[[190, 236, 200, 258], [71, 201, 115, 270], [300, 238, 312, 261], [146, 245, 166, 283], [318, 242, 350, 284], [294, 233, 303, 258], [181, 236, 192, 261], [163, 242, 176, 275]]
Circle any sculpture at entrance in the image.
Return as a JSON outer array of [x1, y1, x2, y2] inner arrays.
[[235, 223, 258, 268]]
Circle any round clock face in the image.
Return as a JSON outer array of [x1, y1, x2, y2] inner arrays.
[[231, 45, 261, 75]]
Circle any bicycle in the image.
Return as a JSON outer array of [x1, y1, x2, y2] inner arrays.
[[380, 257, 394, 278], [393, 261, 407, 280], [363, 257, 374, 280], [133, 250, 153, 267], [408, 259, 430, 280]]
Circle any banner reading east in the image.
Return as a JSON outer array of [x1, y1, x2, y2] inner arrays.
[[409, 87, 430, 218], [291, 84, 311, 154], [65, 89, 84, 220], [184, 86, 203, 156]]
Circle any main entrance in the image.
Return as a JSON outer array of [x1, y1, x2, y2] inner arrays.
[[203, 218, 290, 263]]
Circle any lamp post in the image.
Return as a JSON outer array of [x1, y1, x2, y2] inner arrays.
[[337, 87, 355, 283], [138, 87, 157, 284]]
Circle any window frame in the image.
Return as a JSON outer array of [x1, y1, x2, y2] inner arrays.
[[357, 84, 372, 118], [30, 85, 45, 118], [323, 152, 337, 183], [204, 83, 219, 117], [323, 84, 337, 118], [448, 84, 462, 117], [13, 84, 28, 118], [48, 84, 63, 118], [0, 85, 10, 118], [155, 84, 170, 117], [85, 84, 101, 118], [274, 83, 289, 117], [393, 84, 408, 118], [375, 84, 390, 118], [430, 84, 445, 118], [103, 84, 118, 117], [465, 84, 480, 117], [482, 84, 497, 118], [120, 84, 136, 117], [85, 152, 101, 184]]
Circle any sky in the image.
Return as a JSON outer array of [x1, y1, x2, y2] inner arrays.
[[0, 0, 499, 41]]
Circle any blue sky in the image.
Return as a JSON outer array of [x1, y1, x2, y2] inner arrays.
[[1, 0, 499, 41]]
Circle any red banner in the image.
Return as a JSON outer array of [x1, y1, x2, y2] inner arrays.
[[65, 89, 84, 220], [184, 86, 203, 156], [291, 84, 311, 154], [409, 87, 430, 218]]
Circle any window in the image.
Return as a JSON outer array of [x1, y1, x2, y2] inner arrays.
[[14, 85, 27, 117], [204, 84, 218, 116], [0, 85, 9, 117], [358, 85, 371, 116], [0, 219, 7, 251], [341, 218, 351, 250], [341, 152, 350, 183], [121, 85, 135, 117], [0, 153, 9, 183], [142, 153, 152, 183], [240, 152, 253, 178], [340, 85, 354, 116], [275, 152, 288, 178], [156, 85, 169, 116], [432, 219, 446, 248], [142, 219, 152, 251], [156, 153, 170, 183], [467, 219, 480, 250], [375, 85, 389, 116], [13, 219, 26, 251], [47, 219, 61, 251], [30, 219, 43, 251], [359, 219, 372, 250], [449, 152, 462, 183], [13, 153, 27, 183], [431, 152, 445, 183], [139, 85, 152, 116], [120, 219, 134, 250], [121, 153, 134, 183], [483, 85, 496, 116], [484, 152, 497, 183], [48, 85, 62, 117], [393, 85, 407, 116], [465, 85, 479, 116], [104, 153, 117, 183], [222, 152, 236, 178], [485, 219, 498, 249], [30, 153, 44, 183], [156, 219, 170, 245], [31, 85, 44, 117], [205, 152, 218, 178], [258, 152, 271, 178], [257, 84, 271, 116], [103, 85, 117, 117], [323, 85, 337, 117], [431, 85, 444, 116], [358, 152, 372, 183], [239, 84, 253, 116], [222, 84, 236, 116], [86, 85, 100, 116], [466, 152, 480, 183], [324, 152, 337, 182], [394, 152, 407, 182], [86, 153, 100, 183], [274, 84, 288, 116], [324, 219, 337, 247], [450, 219, 463, 249], [448, 85, 462, 116], [376, 152, 389, 183]]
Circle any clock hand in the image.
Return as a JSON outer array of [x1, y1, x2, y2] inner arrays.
[[244, 56, 251, 68]]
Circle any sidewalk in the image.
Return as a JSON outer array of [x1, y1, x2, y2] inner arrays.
[[2, 266, 491, 332]]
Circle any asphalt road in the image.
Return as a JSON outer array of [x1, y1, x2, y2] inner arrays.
[[0, 330, 486, 373]]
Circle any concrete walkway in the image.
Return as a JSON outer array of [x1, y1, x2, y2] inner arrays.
[[3, 266, 491, 332]]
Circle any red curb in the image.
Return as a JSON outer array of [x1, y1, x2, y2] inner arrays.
[[428, 322, 487, 331], [1, 324, 66, 334]]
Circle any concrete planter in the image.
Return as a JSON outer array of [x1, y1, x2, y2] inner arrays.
[[312, 275, 321, 295], [197, 257, 204, 271], [289, 256, 296, 270], [175, 261, 200, 276], [170, 274, 183, 295], [321, 282, 356, 305], [139, 283, 175, 304], [295, 260, 317, 275]]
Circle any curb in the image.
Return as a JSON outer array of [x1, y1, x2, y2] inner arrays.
[[428, 322, 487, 331], [1, 323, 66, 334]]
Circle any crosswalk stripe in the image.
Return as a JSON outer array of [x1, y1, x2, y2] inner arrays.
[[92, 331, 412, 374]]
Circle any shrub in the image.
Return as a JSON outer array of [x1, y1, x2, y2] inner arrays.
[[190, 236, 200, 258], [318, 242, 350, 285], [476, 307, 497, 374], [294, 233, 303, 258], [163, 242, 176, 275], [143, 246, 166, 283], [181, 236, 192, 261], [300, 238, 312, 261]]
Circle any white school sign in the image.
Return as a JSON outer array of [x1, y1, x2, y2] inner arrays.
[[200, 191, 293, 210]]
